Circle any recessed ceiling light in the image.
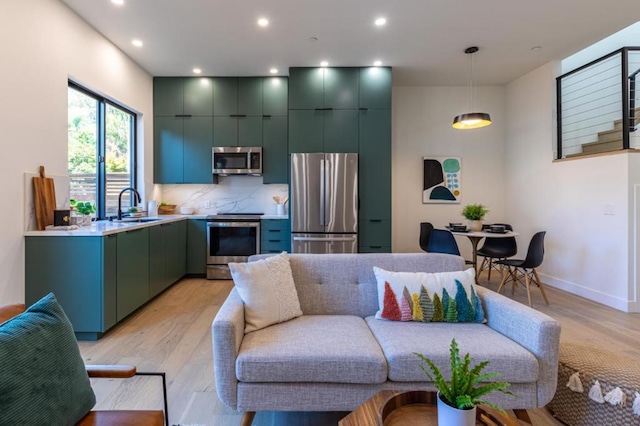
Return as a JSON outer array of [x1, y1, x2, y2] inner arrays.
[[374, 17, 386, 26], [373, 60, 382, 67], [258, 18, 269, 27], [193, 68, 202, 74], [320, 61, 329, 67], [111, 0, 124, 5], [270, 68, 278, 74], [131, 39, 143, 47]]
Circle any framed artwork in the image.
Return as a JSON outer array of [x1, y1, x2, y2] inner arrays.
[[423, 157, 461, 203]]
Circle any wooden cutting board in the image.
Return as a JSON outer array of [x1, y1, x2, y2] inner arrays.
[[33, 166, 57, 230]]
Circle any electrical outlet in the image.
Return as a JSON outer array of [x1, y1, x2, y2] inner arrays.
[[204, 201, 211, 209], [604, 203, 615, 215]]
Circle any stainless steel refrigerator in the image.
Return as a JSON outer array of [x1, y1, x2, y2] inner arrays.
[[291, 153, 358, 253]]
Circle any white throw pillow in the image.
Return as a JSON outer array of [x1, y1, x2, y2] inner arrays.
[[229, 253, 303, 333], [372, 267, 484, 323]]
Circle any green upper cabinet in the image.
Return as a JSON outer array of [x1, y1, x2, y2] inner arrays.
[[263, 77, 288, 116], [213, 77, 264, 146], [183, 117, 214, 183], [263, 116, 288, 183], [289, 110, 323, 153], [289, 67, 359, 110], [324, 68, 359, 109], [154, 77, 213, 116], [289, 68, 324, 109], [323, 110, 359, 152], [359, 67, 392, 109]]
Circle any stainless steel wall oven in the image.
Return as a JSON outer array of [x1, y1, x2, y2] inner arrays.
[[206, 213, 261, 279]]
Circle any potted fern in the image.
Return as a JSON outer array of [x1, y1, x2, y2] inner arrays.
[[461, 203, 489, 231], [414, 339, 513, 426]]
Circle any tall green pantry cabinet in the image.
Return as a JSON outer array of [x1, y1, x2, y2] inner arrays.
[[288, 66, 392, 252]]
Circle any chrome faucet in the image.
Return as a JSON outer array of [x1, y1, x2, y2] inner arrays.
[[117, 187, 142, 220]]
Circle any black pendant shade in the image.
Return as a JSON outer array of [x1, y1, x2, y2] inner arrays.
[[452, 112, 492, 130]]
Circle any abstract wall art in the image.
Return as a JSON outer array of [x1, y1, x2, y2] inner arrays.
[[423, 157, 461, 203]]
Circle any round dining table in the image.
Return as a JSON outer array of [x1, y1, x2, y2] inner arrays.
[[449, 229, 519, 281]]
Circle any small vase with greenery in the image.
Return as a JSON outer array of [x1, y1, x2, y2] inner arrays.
[[415, 339, 513, 425], [461, 203, 489, 231], [70, 199, 96, 226]]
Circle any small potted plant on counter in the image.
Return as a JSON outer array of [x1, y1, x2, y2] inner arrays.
[[70, 199, 96, 226], [415, 339, 513, 426], [461, 203, 489, 231]]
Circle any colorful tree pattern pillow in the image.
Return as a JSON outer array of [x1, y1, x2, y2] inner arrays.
[[373, 267, 484, 323]]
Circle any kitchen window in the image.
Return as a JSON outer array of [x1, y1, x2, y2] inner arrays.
[[67, 82, 137, 219]]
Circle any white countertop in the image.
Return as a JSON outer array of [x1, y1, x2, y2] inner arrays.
[[24, 214, 289, 237]]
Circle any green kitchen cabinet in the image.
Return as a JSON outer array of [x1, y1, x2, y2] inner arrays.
[[288, 67, 358, 110], [359, 219, 391, 253], [165, 221, 187, 284], [149, 222, 187, 298], [289, 109, 357, 153], [262, 116, 289, 183], [359, 109, 391, 221], [187, 219, 207, 275], [261, 219, 291, 253], [154, 116, 213, 184], [154, 77, 213, 117], [213, 77, 263, 147], [25, 235, 117, 340], [359, 67, 392, 109], [263, 77, 288, 116], [117, 228, 150, 321]]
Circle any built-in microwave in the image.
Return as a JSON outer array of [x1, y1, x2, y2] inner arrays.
[[212, 146, 262, 176]]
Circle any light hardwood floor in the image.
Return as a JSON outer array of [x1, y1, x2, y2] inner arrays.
[[78, 272, 640, 426]]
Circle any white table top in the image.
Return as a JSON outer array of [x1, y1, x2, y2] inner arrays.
[[449, 229, 519, 238]]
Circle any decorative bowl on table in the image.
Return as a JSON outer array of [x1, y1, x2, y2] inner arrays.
[[451, 225, 468, 232]]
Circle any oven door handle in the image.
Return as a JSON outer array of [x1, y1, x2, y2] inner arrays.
[[207, 222, 260, 228]]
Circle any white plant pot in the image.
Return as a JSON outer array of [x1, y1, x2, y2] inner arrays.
[[468, 220, 483, 232], [437, 392, 476, 426]]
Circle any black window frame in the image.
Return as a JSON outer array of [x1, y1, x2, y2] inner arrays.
[[68, 80, 138, 220]]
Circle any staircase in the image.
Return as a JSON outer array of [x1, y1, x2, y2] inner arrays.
[[567, 109, 639, 158]]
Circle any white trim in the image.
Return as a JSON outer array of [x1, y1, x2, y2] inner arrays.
[[539, 272, 630, 312]]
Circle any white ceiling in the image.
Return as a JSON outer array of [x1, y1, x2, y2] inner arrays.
[[60, 0, 640, 86]]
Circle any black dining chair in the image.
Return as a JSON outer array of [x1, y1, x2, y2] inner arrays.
[[419, 222, 434, 252], [477, 223, 517, 281], [496, 231, 549, 308]]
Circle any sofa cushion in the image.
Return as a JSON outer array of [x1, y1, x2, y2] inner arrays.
[[365, 316, 539, 383], [230, 252, 303, 333], [0, 293, 96, 425], [237, 315, 387, 384], [373, 267, 484, 323]]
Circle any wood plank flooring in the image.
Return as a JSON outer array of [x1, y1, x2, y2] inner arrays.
[[78, 273, 640, 426]]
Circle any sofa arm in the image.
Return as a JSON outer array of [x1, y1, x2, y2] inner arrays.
[[476, 286, 561, 407], [212, 288, 245, 410]]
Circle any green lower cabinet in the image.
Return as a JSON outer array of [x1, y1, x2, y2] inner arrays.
[[260, 219, 291, 253], [165, 221, 187, 284], [149, 226, 167, 298], [359, 219, 391, 253], [25, 235, 117, 340], [117, 228, 150, 322], [187, 219, 207, 275]]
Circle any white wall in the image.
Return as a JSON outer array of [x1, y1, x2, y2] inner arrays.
[[392, 86, 506, 260], [505, 62, 634, 311], [0, 0, 153, 304]]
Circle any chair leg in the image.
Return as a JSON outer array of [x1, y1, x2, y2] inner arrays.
[[497, 266, 509, 294], [524, 269, 533, 308], [241, 412, 256, 426], [487, 258, 493, 281], [532, 269, 550, 305]]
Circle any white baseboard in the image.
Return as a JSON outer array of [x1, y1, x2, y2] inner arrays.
[[539, 272, 632, 312]]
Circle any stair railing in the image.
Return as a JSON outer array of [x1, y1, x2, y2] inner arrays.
[[629, 66, 640, 132]]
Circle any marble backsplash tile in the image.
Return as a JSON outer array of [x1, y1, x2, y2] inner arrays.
[[160, 176, 288, 216]]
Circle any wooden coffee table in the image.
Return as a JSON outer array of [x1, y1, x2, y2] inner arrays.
[[339, 390, 530, 426]]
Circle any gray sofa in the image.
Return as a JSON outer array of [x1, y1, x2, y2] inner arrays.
[[212, 253, 561, 416]]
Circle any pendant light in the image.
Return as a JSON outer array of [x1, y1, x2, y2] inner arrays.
[[452, 46, 492, 130]]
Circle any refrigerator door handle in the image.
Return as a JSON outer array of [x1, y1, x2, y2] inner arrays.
[[319, 159, 325, 226], [324, 156, 330, 229], [293, 236, 357, 242]]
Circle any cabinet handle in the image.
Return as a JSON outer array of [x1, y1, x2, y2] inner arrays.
[[126, 229, 142, 233], [369, 219, 382, 223], [359, 108, 369, 111], [107, 234, 117, 238], [314, 108, 334, 111], [268, 239, 281, 243], [262, 115, 272, 118], [268, 229, 282, 233], [230, 114, 247, 118], [175, 114, 192, 118], [370, 246, 382, 249]]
